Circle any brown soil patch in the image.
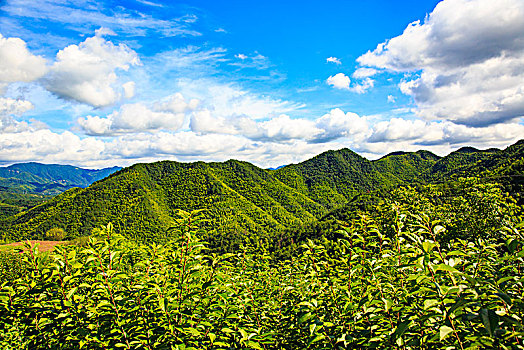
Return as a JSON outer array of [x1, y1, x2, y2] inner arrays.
[[4, 240, 67, 252]]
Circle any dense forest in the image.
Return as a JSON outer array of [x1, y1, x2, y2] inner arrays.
[[0, 141, 523, 349], [0, 140, 522, 245]]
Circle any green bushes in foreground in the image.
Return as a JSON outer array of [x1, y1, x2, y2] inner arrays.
[[1, 198, 523, 349]]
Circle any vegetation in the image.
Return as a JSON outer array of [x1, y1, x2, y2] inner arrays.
[[1, 140, 522, 246], [0, 162, 121, 194], [1, 181, 523, 349]]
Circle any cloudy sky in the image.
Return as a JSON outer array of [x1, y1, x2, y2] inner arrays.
[[0, 0, 523, 168]]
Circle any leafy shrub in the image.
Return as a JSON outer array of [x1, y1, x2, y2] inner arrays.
[[45, 227, 66, 241], [1, 197, 523, 349]]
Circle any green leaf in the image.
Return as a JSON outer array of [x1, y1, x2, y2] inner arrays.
[[308, 334, 325, 346], [208, 333, 216, 343], [495, 292, 512, 305], [422, 241, 436, 253], [246, 340, 263, 350], [298, 312, 313, 324], [66, 287, 78, 299], [506, 238, 518, 253], [435, 264, 459, 273], [439, 325, 454, 341], [424, 299, 440, 310], [67, 250, 76, 260], [480, 308, 499, 337], [393, 320, 411, 340], [159, 297, 166, 312], [383, 298, 393, 312]]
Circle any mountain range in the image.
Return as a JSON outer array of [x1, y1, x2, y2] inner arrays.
[[0, 163, 121, 219], [1, 140, 522, 244]]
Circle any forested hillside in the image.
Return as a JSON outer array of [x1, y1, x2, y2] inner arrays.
[[1, 140, 522, 245], [0, 162, 121, 194], [1, 181, 522, 349], [0, 163, 121, 219]]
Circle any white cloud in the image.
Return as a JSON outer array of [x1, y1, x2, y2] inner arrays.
[[0, 129, 105, 164], [350, 78, 374, 94], [387, 95, 396, 103], [327, 73, 351, 90], [2, 0, 201, 37], [314, 108, 370, 142], [177, 80, 304, 120], [0, 34, 48, 84], [0, 97, 34, 116], [326, 73, 373, 93], [326, 57, 341, 64], [352, 67, 378, 78], [122, 81, 136, 99], [77, 93, 198, 135], [44, 31, 140, 107], [231, 52, 270, 70], [357, 0, 524, 126], [156, 93, 199, 113], [0, 97, 38, 133], [151, 46, 227, 72]]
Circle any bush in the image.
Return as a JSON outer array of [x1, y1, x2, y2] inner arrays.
[[45, 227, 66, 241], [1, 201, 523, 349]]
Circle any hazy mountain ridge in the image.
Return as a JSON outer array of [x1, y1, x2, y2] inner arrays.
[[0, 163, 121, 219]]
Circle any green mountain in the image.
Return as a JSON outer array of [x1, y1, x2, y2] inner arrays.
[[422, 146, 499, 182], [273, 148, 398, 208], [0, 163, 121, 220], [373, 150, 440, 183], [1, 140, 522, 244], [0, 160, 323, 244], [0, 162, 121, 194]]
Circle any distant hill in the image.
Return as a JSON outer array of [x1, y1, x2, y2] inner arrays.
[[0, 162, 121, 194], [0, 163, 121, 219], [1, 140, 522, 244], [373, 150, 440, 183]]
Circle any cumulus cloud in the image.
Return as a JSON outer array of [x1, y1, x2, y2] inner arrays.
[[326, 73, 373, 93], [78, 93, 198, 135], [0, 97, 34, 116], [191, 110, 320, 141], [0, 129, 106, 164], [326, 57, 341, 64], [351, 78, 374, 94], [327, 73, 351, 89], [314, 108, 370, 142], [191, 107, 371, 144], [0, 34, 48, 84], [366, 117, 524, 149], [44, 31, 140, 107], [0, 97, 38, 133], [357, 0, 524, 126]]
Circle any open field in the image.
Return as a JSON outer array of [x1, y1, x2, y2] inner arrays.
[[0, 240, 66, 253]]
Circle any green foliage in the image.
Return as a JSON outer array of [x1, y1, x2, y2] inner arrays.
[[0, 140, 522, 250], [0, 162, 121, 195], [46, 227, 67, 241], [1, 196, 523, 349]]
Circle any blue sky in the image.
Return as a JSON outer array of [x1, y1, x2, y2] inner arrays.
[[0, 0, 523, 168]]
